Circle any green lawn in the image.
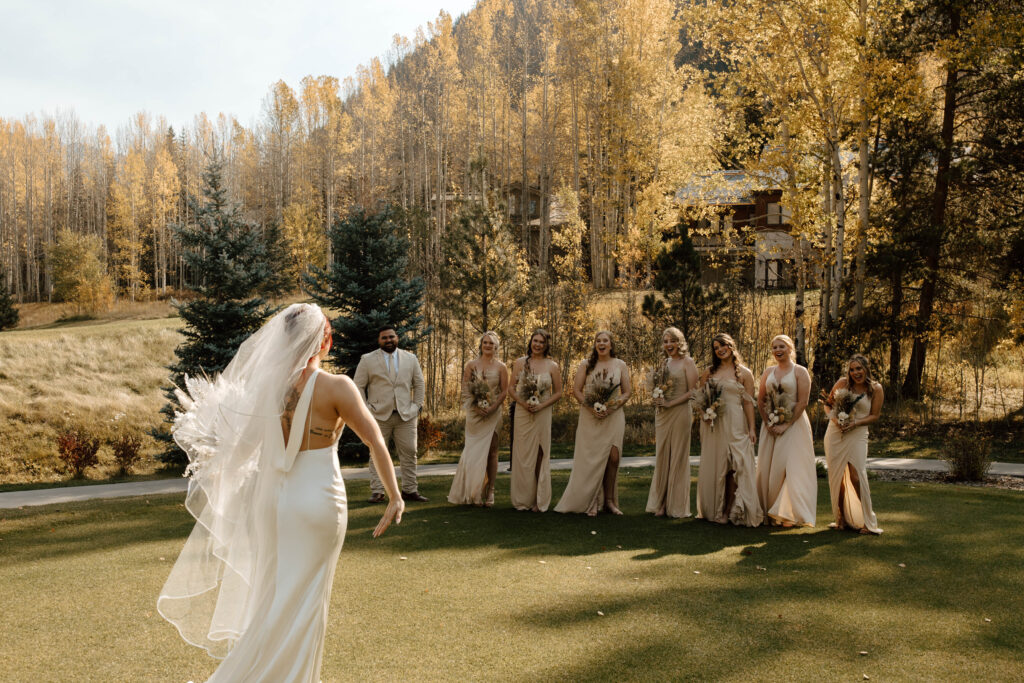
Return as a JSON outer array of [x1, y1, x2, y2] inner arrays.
[[2, 471, 1022, 681]]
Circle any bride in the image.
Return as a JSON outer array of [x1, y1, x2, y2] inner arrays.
[[158, 303, 404, 683]]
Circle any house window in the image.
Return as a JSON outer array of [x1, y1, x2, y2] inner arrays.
[[766, 203, 792, 225], [529, 199, 537, 215]]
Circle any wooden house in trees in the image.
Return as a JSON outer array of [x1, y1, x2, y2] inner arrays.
[[508, 182, 572, 264], [676, 170, 805, 289]]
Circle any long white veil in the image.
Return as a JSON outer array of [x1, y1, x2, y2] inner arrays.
[[157, 303, 327, 658]]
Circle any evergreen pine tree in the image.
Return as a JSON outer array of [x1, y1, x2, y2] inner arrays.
[[442, 196, 531, 336], [259, 219, 294, 298], [154, 159, 276, 466], [0, 270, 19, 331], [303, 206, 430, 374], [642, 222, 729, 357]]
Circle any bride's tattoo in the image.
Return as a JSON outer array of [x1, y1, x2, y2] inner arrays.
[[282, 386, 301, 433], [309, 426, 336, 438]]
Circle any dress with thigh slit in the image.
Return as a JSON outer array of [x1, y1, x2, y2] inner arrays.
[[696, 378, 763, 526], [555, 366, 626, 515], [824, 391, 882, 533], [448, 368, 503, 505], [510, 372, 553, 511]]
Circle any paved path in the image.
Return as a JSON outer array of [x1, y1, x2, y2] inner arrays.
[[3, 456, 1022, 510]]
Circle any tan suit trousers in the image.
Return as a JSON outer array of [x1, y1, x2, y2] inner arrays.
[[369, 410, 418, 494]]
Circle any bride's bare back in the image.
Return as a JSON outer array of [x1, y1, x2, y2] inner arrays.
[[282, 370, 385, 452]]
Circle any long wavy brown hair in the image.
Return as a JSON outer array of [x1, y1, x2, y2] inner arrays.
[[845, 354, 875, 390], [586, 330, 617, 375], [524, 328, 551, 374], [710, 332, 744, 384]]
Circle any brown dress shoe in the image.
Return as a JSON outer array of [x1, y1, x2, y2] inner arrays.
[[401, 491, 429, 503], [367, 492, 387, 504]]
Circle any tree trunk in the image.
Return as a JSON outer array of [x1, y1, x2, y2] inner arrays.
[[829, 137, 845, 322], [887, 265, 903, 389], [903, 7, 960, 399]]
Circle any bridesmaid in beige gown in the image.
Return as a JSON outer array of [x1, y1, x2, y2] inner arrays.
[[646, 327, 699, 518], [448, 332, 509, 507], [755, 334, 816, 527], [824, 354, 885, 534], [556, 331, 633, 517], [695, 333, 763, 527], [509, 329, 563, 512]]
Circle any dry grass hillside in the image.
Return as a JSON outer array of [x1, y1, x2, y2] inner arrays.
[[0, 316, 182, 483]]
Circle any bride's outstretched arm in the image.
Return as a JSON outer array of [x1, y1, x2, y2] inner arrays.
[[330, 374, 405, 536]]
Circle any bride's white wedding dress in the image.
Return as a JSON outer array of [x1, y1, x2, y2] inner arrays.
[[207, 372, 347, 682], [159, 305, 349, 683]]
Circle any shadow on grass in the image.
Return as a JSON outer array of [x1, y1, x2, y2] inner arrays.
[[3, 469, 1024, 680]]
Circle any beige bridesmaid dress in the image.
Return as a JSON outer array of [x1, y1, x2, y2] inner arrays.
[[448, 369, 502, 505], [510, 372, 553, 511], [696, 378, 763, 526], [645, 363, 693, 518], [824, 391, 882, 533], [555, 367, 625, 515], [755, 366, 816, 526]]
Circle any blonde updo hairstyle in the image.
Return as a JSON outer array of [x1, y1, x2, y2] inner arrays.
[[770, 334, 797, 363], [662, 327, 689, 356], [478, 331, 500, 355]]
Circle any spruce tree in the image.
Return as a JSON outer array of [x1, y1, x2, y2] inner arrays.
[[642, 222, 729, 359], [0, 270, 19, 331], [154, 160, 276, 466], [304, 206, 430, 374]]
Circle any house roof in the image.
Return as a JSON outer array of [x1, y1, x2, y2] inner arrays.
[[676, 169, 787, 206]]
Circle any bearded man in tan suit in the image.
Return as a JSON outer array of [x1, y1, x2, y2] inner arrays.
[[353, 326, 428, 503]]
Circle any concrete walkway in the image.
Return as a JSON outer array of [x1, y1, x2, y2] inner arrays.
[[3, 456, 1022, 510]]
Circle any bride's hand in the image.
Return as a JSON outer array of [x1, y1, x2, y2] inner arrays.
[[373, 498, 404, 538]]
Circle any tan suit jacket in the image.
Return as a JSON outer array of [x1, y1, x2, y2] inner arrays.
[[353, 348, 425, 422]]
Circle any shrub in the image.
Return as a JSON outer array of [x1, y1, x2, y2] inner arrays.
[[337, 429, 369, 465], [816, 460, 828, 479], [417, 414, 444, 455], [56, 427, 101, 478], [109, 431, 144, 477], [942, 428, 993, 481]]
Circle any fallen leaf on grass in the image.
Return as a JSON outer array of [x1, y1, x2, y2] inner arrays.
[[591, 531, 597, 535], [984, 618, 992, 623], [859, 651, 868, 656], [399, 556, 408, 561], [897, 563, 906, 568], [616, 545, 622, 549], [863, 675, 870, 680], [693, 571, 701, 575], [597, 611, 605, 616], [539, 560, 547, 564], [756, 566, 767, 571]]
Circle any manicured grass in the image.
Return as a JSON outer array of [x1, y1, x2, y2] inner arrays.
[[2, 471, 1022, 681]]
